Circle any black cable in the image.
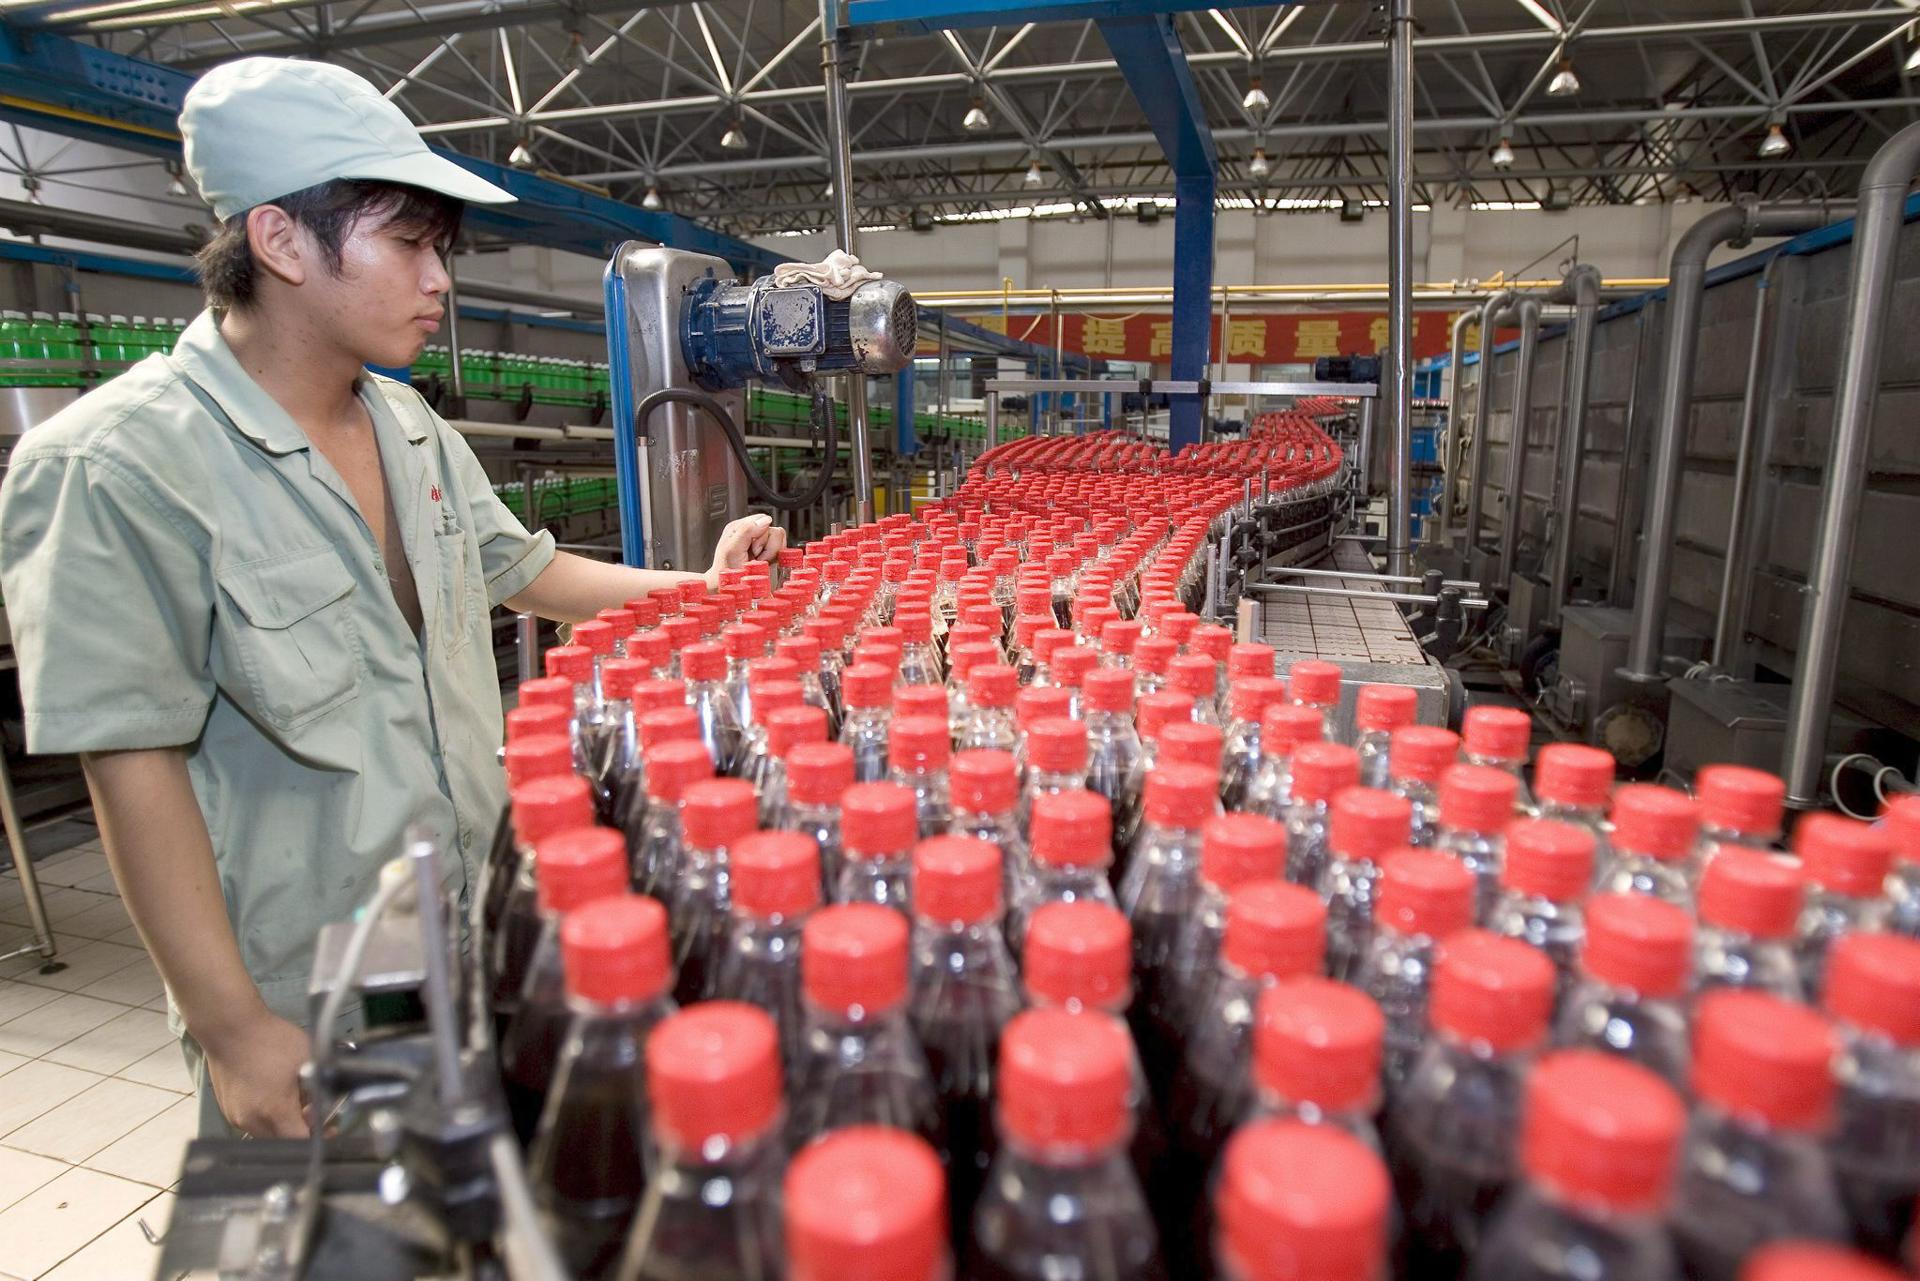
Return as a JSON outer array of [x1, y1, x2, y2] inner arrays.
[[635, 384, 839, 512]]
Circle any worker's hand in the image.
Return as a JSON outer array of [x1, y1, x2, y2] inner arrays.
[[201, 1009, 312, 1138], [708, 513, 788, 582]]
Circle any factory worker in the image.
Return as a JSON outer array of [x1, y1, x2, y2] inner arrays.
[[0, 57, 785, 1139]]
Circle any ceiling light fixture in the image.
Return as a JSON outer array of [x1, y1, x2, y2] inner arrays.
[[165, 160, 189, 197], [720, 120, 748, 151], [1547, 56, 1580, 97], [963, 98, 991, 132], [1024, 160, 1044, 186], [508, 139, 536, 168], [1491, 136, 1515, 168], [1757, 122, 1791, 158], [564, 29, 588, 70], [642, 185, 663, 210], [1906, 36, 1920, 74], [1242, 76, 1269, 115], [1249, 147, 1271, 177]]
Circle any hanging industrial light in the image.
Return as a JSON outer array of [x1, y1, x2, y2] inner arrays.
[[1242, 76, 1269, 115], [642, 185, 664, 210], [508, 139, 536, 168], [720, 119, 749, 150], [963, 97, 991, 132], [165, 160, 189, 197], [1906, 35, 1920, 73], [1024, 159, 1044, 186], [1547, 55, 1580, 97], [564, 29, 588, 70], [1491, 136, 1515, 168], [1249, 146, 1271, 177], [1757, 121, 1791, 158]]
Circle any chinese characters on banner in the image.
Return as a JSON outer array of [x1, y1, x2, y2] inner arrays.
[[976, 311, 1462, 363]]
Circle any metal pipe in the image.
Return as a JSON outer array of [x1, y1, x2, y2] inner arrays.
[[1711, 253, 1786, 667], [1544, 264, 1601, 625], [1783, 120, 1920, 806], [1384, 0, 1414, 582], [1270, 564, 1481, 589], [1438, 308, 1478, 545], [1623, 203, 1837, 681], [0, 756, 56, 965], [819, 0, 873, 525], [1606, 311, 1652, 604], [985, 389, 999, 450], [1495, 297, 1543, 586], [1248, 582, 1492, 610], [1356, 398, 1377, 525], [443, 254, 466, 406], [1465, 290, 1516, 556]]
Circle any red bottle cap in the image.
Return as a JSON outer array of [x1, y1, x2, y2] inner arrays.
[[629, 678, 689, 720], [1697, 849, 1803, 938], [1461, 705, 1531, 762], [1101, 620, 1143, 658], [785, 1127, 948, 1281], [1795, 812, 1896, 896], [967, 663, 1018, 710], [912, 835, 1002, 924], [1190, 625, 1234, 664], [533, 826, 629, 915], [1822, 931, 1920, 1045], [1329, 787, 1412, 860], [862, 625, 906, 651], [775, 635, 822, 670], [1438, 763, 1519, 833], [511, 774, 594, 846], [571, 619, 616, 657], [1501, 819, 1597, 903], [675, 579, 708, 604], [1135, 693, 1193, 743], [1430, 929, 1554, 1052], [1159, 720, 1225, 772], [1229, 676, 1288, 726], [890, 715, 951, 772], [1261, 703, 1326, 757], [748, 657, 801, 690], [544, 645, 592, 684], [1027, 717, 1089, 775], [1222, 880, 1326, 980], [641, 740, 712, 806], [950, 749, 1018, 814], [1696, 765, 1787, 836], [1608, 784, 1700, 861], [647, 1003, 782, 1148], [893, 610, 932, 644], [638, 706, 701, 752], [1253, 978, 1384, 1114], [997, 1008, 1132, 1151], [1052, 647, 1100, 691], [680, 642, 727, 682], [731, 830, 821, 919], [1016, 585, 1053, 616], [625, 630, 672, 673], [853, 642, 902, 674], [1161, 613, 1198, 644], [1227, 642, 1275, 682], [1143, 763, 1219, 829], [679, 779, 756, 850], [625, 596, 662, 626], [752, 680, 806, 720], [1033, 628, 1076, 665], [786, 741, 856, 808], [1533, 744, 1615, 809], [1376, 849, 1475, 941], [842, 781, 919, 856], [1202, 812, 1288, 891], [1520, 1051, 1685, 1215], [1029, 788, 1112, 868], [516, 676, 574, 711], [1168, 653, 1219, 702], [1077, 605, 1120, 643], [1388, 726, 1458, 784], [766, 705, 829, 760], [1354, 684, 1419, 734], [1741, 1246, 1909, 1281], [1693, 989, 1835, 1131], [722, 623, 768, 661], [1289, 742, 1360, 806], [1023, 900, 1132, 1012], [1134, 636, 1179, 676], [504, 734, 573, 789], [1581, 893, 1693, 997], [1217, 1120, 1390, 1281], [1286, 659, 1342, 707], [1015, 685, 1073, 732], [803, 616, 845, 650], [661, 617, 700, 651], [841, 663, 893, 710], [561, 894, 671, 1006], [949, 642, 997, 684], [1883, 793, 1920, 858], [804, 903, 909, 1014], [505, 703, 571, 747], [893, 686, 948, 724]]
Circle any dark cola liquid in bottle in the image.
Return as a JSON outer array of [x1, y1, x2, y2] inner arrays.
[[527, 895, 677, 1281], [484, 774, 594, 1044], [709, 830, 820, 1074], [908, 834, 1020, 1244], [666, 779, 757, 1007], [483, 736, 575, 943]]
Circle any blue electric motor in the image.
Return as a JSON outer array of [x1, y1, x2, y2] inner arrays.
[[681, 273, 919, 392]]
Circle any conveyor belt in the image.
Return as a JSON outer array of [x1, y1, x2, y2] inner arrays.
[[1252, 542, 1429, 665]]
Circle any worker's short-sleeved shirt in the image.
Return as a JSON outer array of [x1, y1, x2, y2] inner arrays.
[[0, 311, 555, 1022]]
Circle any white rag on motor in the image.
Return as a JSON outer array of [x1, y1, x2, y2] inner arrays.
[[770, 249, 883, 300]]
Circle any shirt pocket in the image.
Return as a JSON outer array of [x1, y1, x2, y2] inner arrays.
[[434, 520, 481, 656], [214, 544, 363, 733]]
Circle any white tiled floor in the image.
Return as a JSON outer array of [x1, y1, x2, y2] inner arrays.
[[0, 839, 187, 1280]]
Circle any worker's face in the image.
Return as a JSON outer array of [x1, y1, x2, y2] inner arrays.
[[302, 211, 453, 370]]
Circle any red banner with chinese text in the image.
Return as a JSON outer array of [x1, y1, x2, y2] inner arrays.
[[974, 311, 1463, 364]]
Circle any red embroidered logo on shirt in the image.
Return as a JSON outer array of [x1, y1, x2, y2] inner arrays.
[[430, 485, 443, 503]]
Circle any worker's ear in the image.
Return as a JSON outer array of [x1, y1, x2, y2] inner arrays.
[[245, 204, 310, 290]]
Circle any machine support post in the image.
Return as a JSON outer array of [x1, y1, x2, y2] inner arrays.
[[820, 0, 874, 523], [1383, 0, 1414, 581]]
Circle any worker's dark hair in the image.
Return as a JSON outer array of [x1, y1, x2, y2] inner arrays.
[[194, 178, 463, 310]]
